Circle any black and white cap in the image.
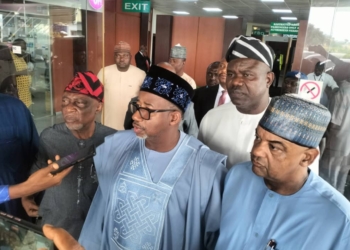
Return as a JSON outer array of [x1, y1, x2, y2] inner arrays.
[[225, 35, 275, 70]]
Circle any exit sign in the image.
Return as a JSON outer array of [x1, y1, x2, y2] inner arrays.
[[122, 0, 150, 13]]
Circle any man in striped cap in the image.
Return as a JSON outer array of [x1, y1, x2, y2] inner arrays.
[[199, 35, 275, 169], [97, 41, 146, 130], [21, 72, 116, 240]]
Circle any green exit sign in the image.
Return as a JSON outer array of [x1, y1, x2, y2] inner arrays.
[[122, 0, 150, 13]]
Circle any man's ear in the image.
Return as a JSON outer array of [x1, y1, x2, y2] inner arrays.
[[96, 102, 103, 113], [169, 111, 182, 126], [266, 71, 275, 88], [300, 148, 319, 168]]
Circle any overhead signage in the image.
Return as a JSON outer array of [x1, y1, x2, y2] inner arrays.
[[298, 80, 323, 104], [122, 0, 150, 13], [270, 22, 299, 35], [252, 30, 267, 36]]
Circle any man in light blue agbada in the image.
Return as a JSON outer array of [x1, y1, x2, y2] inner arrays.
[[79, 65, 227, 250], [216, 94, 350, 250]]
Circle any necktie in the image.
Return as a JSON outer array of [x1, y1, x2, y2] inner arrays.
[[218, 90, 227, 106]]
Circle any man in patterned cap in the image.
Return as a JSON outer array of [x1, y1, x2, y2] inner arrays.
[[216, 95, 350, 249], [199, 35, 275, 169], [79, 65, 226, 250], [97, 41, 146, 130], [169, 44, 196, 89], [21, 72, 116, 240]]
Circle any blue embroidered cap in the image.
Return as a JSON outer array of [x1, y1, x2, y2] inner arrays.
[[259, 94, 331, 148], [140, 65, 194, 112], [285, 71, 307, 80]]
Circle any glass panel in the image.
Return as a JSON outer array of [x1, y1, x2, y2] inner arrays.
[[302, 0, 350, 200], [0, 0, 104, 132]]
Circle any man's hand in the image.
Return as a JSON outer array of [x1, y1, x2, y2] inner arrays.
[[21, 196, 39, 217], [9, 156, 73, 200], [43, 224, 84, 250]]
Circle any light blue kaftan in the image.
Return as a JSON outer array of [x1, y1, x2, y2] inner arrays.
[[79, 130, 227, 250], [216, 161, 350, 250]]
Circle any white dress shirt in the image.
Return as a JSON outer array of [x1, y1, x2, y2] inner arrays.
[[214, 84, 231, 108]]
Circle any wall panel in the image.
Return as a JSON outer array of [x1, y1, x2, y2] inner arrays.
[[195, 17, 225, 86], [171, 16, 199, 81]]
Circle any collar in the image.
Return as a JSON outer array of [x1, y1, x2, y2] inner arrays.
[[218, 84, 226, 93]]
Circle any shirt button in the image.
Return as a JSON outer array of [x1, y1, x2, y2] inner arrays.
[[79, 141, 85, 147], [269, 193, 274, 198], [255, 233, 258, 237]]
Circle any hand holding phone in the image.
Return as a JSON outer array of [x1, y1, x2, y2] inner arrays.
[[50, 145, 96, 175]]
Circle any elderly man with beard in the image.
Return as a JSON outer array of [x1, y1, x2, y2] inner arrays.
[[21, 72, 116, 240], [77, 65, 226, 250], [97, 41, 146, 130]]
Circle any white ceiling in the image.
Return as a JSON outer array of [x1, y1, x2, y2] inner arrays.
[[151, 0, 346, 24]]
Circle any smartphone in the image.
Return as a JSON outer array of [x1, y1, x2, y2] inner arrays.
[[50, 144, 96, 175], [0, 211, 56, 250]]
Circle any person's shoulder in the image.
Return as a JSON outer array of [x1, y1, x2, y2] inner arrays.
[[206, 102, 236, 117], [129, 65, 146, 76], [104, 129, 136, 143], [40, 123, 67, 137], [95, 122, 117, 136], [310, 174, 350, 219], [227, 161, 252, 177], [0, 94, 28, 112]]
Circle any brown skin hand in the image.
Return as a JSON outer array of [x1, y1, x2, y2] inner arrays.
[[226, 58, 274, 114], [43, 225, 84, 250]]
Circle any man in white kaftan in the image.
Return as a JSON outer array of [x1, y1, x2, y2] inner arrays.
[[98, 41, 145, 130]]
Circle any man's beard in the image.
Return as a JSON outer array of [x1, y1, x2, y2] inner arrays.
[[136, 134, 148, 139], [65, 123, 84, 131]]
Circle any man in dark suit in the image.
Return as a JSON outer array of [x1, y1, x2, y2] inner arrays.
[[193, 61, 230, 125], [135, 45, 150, 73]]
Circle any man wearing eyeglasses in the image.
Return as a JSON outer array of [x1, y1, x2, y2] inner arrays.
[[97, 41, 146, 130], [78, 65, 227, 250]]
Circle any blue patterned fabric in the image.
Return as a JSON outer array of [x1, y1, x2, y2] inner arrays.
[[0, 185, 10, 204], [259, 94, 331, 148], [140, 65, 194, 112]]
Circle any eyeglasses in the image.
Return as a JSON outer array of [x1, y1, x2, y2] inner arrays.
[[115, 53, 130, 59], [130, 102, 178, 120]]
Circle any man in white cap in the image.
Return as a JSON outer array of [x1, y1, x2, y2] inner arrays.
[[97, 41, 146, 130], [199, 35, 275, 169], [169, 44, 196, 89]]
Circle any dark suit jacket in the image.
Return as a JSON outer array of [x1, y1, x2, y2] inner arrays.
[[192, 84, 219, 126], [135, 51, 150, 73]]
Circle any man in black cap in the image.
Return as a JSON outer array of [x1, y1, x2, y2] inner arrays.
[[78, 65, 226, 250], [199, 35, 275, 169], [21, 72, 116, 240]]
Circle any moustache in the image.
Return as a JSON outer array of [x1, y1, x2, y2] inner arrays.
[[133, 122, 145, 130]]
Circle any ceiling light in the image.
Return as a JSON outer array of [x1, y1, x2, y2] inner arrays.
[[223, 15, 238, 19], [261, 0, 284, 2], [272, 9, 292, 13], [203, 8, 222, 12], [281, 17, 297, 20], [173, 11, 190, 15]]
